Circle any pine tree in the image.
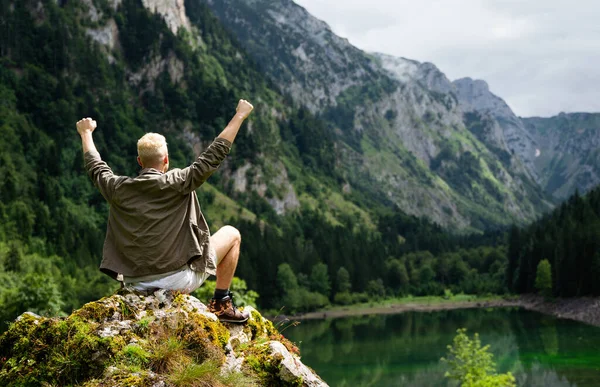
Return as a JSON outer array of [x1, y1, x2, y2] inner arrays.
[[309, 262, 331, 297], [506, 226, 520, 292], [336, 267, 351, 293], [535, 259, 552, 297], [4, 242, 22, 272]]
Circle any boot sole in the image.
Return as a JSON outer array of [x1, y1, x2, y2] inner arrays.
[[218, 317, 249, 323]]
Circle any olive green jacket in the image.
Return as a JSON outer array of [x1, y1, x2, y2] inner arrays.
[[84, 137, 232, 280]]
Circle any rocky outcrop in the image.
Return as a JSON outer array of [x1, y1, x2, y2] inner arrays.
[[375, 53, 456, 96], [230, 162, 300, 216], [452, 77, 539, 181], [0, 290, 327, 387], [141, 0, 191, 34], [373, 53, 420, 84], [86, 18, 120, 53], [128, 53, 185, 90]]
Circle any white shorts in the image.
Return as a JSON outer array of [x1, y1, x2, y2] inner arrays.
[[124, 246, 217, 294]]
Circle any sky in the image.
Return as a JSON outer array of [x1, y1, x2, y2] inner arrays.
[[294, 0, 600, 117]]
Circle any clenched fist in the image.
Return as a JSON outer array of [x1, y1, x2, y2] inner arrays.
[[236, 99, 254, 119], [76, 117, 97, 135]]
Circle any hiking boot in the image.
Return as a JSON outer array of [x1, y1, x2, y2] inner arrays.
[[208, 293, 249, 323]]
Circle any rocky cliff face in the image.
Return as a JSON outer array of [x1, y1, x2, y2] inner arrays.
[[374, 53, 455, 95], [522, 113, 600, 200], [0, 290, 327, 386], [374, 55, 535, 180], [202, 0, 550, 229], [413, 69, 599, 201], [452, 78, 539, 182], [202, 0, 384, 113], [141, 0, 190, 34]]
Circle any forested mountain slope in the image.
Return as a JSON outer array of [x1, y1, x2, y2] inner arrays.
[[203, 0, 552, 230], [507, 187, 600, 297], [0, 0, 500, 324], [0, 0, 357, 321]]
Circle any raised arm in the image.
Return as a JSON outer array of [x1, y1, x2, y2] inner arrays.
[[77, 118, 121, 202], [77, 117, 99, 154], [167, 100, 254, 194], [217, 99, 254, 143]]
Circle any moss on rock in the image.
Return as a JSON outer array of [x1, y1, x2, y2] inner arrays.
[[0, 314, 124, 386], [179, 312, 230, 362], [246, 310, 279, 340], [0, 291, 326, 387], [71, 297, 119, 322], [244, 342, 286, 386]]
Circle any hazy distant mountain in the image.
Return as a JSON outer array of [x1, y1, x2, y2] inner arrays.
[[372, 52, 600, 202], [522, 113, 600, 200]]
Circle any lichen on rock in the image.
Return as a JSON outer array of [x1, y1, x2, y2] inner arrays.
[[0, 290, 328, 387]]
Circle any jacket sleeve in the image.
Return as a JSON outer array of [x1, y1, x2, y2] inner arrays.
[[84, 150, 122, 202], [166, 137, 232, 194]]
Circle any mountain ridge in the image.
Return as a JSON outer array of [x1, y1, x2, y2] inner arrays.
[[203, 0, 552, 229]]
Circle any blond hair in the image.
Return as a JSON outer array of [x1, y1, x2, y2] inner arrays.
[[137, 133, 168, 165]]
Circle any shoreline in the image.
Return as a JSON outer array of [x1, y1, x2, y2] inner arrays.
[[276, 295, 600, 327], [287, 298, 520, 321], [516, 294, 600, 327]]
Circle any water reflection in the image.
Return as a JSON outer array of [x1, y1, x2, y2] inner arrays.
[[284, 308, 600, 387]]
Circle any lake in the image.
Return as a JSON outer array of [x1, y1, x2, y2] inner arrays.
[[283, 308, 600, 386]]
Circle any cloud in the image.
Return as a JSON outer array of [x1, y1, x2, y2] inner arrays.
[[294, 0, 600, 116]]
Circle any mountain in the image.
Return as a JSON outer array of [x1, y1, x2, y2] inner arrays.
[[202, 0, 384, 113], [1, 0, 483, 320], [203, 0, 551, 230], [522, 113, 600, 200], [416, 71, 600, 201], [370, 53, 600, 204], [451, 78, 539, 181]]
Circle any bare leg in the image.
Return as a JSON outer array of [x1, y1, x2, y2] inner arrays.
[[209, 225, 242, 290], [207, 225, 249, 323]]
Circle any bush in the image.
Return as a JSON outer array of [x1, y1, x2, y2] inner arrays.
[[333, 292, 353, 305], [280, 288, 329, 314], [443, 288, 454, 300], [0, 272, 64, 325], [351, 292, 369, 304], [365, 278, 385, 297], [441, 328, 515, 387]]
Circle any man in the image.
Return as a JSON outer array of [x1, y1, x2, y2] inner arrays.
[[77, 99, 254, 323]]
